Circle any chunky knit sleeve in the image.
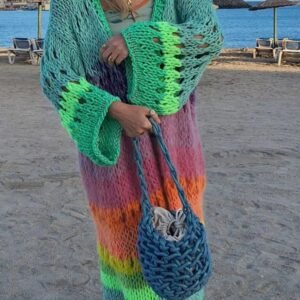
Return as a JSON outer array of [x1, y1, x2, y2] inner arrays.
[[121, 0, 223, 115], [40, 0, 122, 166]]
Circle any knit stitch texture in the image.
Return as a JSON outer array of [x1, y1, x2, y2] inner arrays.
[[40, 0, 223, 166], [40, 1, 223, 298]]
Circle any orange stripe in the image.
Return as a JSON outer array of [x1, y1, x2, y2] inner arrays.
[[88, 176, 206, 259]]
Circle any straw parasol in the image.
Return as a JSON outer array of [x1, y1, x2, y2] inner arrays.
[[249, 0, 300, 43], [213, 0, 251, 9]]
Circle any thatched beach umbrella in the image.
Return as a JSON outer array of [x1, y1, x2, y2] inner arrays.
[[249, 0, 300, 43], [213, 0, 251, 9]]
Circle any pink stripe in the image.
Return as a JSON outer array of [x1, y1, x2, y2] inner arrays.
[[78, 94, 206, 209]]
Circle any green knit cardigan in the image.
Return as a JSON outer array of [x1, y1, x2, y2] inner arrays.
[[40, 0, 224, 166]]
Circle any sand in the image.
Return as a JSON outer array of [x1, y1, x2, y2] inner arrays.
[[0, 52, 299, 300]]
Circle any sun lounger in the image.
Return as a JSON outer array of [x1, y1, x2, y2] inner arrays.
[[253, 38, 274, 59], [273, 38, 289, 59], [31, 38, 44, 65], [7, 38, 33, 64], [278, 39, 300, 66]]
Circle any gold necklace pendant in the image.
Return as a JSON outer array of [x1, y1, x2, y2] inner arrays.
[[127, 0, 133, 12], [127, 0, 137, 22]]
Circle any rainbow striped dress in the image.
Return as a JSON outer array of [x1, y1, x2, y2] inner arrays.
[[40, 0, 224, 298], [77, 1, 207, 299], [78, 86, 207, 300]]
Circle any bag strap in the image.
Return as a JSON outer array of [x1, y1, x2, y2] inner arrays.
[[133, 118, 192, 216]]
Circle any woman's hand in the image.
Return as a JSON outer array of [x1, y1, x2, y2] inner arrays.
[[100, 34, 129, 65], [108, 102, 161, 138]]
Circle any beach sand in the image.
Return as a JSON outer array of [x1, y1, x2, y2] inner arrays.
[[0, 52, 299, 299]]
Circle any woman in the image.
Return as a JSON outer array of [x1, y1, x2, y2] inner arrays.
[[40, 0, 223, 299]]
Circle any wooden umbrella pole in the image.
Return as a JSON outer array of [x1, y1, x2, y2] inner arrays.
[[273, 7, 277, 45], [38, 2, 42, 39]]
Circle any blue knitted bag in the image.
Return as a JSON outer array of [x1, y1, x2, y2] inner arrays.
[[133, 118, 213, 300]]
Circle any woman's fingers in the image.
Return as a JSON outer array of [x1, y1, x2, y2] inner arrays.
[[144, 108, 162, 134], [112, 104, 162, 138], [127, 130, 144, 138], [104, 48, 127, 65], [101, 45, 116, 63], [100, 34, 129, 64], [142, 119, 152, 131], [145, 108, 161, 124], [115, 52, 128, 65], [102, 47, 126, 65], [150, 113, 161, 124]]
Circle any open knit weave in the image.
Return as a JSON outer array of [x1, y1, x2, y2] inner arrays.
[[132, 119, 212, 299], [40, 0, 223, 299], [78, 86, 209, 300], [40, 0, 223, 167]]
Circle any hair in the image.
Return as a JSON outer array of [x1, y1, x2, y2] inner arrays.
[[101, 0, 129, 17]]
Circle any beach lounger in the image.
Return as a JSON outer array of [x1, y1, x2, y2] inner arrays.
[[7, 38, 33, 64], [30, 38, 44, 65], [274, 39, 286, 49], [278, 39, 300, 66], [253, 38, 274, 59], [273, 38, 289, 59]]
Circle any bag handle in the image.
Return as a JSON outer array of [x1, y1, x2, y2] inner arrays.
[[133, 118, 192, 217]]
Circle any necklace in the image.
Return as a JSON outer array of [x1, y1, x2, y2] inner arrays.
[[127, 0, 137, 22]]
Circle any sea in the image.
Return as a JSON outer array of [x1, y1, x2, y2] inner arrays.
[[0, 1, 299, 48]]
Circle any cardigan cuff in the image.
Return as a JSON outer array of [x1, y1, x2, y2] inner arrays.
[[58, 77, 122, 166]]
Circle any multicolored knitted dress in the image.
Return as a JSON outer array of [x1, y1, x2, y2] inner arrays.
[[40, 0, 223, 299]]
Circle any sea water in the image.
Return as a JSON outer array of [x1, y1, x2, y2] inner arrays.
[[0, 4, 299, 48]]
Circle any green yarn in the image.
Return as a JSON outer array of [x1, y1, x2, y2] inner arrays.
[[98, 247, 206, 298], [121, 0, 224, 114], [100, 268, 205, 300], [59, 78, 122, 165], [100, 259, 148, 290], [157, 22, 182, 111], [40, 0, 223, 166], [40, 0, 122, 166], [100, 268, 160, 299], [91, 0, 113, 38]]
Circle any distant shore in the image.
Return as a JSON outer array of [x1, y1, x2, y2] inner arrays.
[[2, 6, 300, 48], [0, 8, 49, 11]]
